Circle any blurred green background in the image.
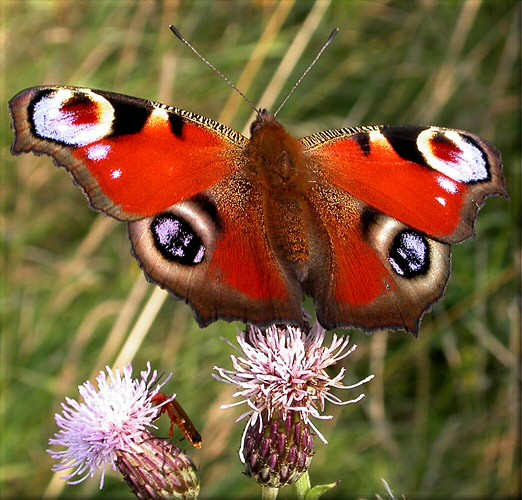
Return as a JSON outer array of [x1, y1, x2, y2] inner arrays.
[[1, 1, 520, 498]]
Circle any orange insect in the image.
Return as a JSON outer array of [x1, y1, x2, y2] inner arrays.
[[152, 393, 202, 449]]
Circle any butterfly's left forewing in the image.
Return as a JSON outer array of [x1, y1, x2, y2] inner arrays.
[[301, 125, 507, 333], [10, 86, 246, 220]]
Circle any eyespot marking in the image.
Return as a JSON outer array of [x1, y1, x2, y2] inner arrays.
[[31, 89, 114, 146], [151, 213, 206, 266], [388, 230, 430, 279], [417, 128, 489, 184]]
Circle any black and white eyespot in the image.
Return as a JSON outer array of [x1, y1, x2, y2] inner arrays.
[[31, 88, 115, 146], [417, 128, 489, 184], [388, 230, 430, 278], [151, 213, 206, 266], [129, 197, 221, 276], [361, 211, 448, 283]]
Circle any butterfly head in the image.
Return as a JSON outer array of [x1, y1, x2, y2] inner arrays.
[[250, 108, 278, 137]]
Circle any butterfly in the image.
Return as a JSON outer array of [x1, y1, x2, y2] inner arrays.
[[9, 36, 507, 335]]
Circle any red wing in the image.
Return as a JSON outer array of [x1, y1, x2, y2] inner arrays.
[[9, 86, 247, 221], [301, 125, 507, 244], [128, 173, 303, 327]]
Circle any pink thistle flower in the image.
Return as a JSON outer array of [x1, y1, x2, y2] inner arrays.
[[48, 363, 175, 488], [213, 323, 374, 461]]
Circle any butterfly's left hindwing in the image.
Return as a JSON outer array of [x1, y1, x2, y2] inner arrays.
[[128, 176, 304, 327]]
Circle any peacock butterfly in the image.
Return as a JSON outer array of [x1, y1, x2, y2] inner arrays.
[[8, 30, 508, 335]]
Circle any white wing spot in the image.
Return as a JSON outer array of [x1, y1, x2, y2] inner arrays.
[[110, 169, 122, 180], [436, 175, 459, 194], [151, 107, 169, 121], [369, 130, 388, 146], [87, 144, 111, 161]]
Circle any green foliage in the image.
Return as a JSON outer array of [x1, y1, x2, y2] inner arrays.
[[2, 1, 519, 498]]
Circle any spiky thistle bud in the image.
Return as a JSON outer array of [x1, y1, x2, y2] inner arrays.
[[243, 410, 314, 488], [116, 435, 200, 499]]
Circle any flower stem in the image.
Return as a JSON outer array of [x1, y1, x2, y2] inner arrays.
[[295, 471, 311, 499], [261, 486, 279, 500]]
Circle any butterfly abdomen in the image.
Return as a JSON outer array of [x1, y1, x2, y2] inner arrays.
[[263, 195, 310, 284], [247, 112, 313, 275]]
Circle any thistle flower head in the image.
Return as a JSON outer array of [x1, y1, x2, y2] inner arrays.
[[48, 363, 175, 488], [214, 323, 373, 457]]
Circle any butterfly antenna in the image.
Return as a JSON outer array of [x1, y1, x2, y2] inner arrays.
[[273, 28, 339, 117], [170, 25, 259, 115]]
